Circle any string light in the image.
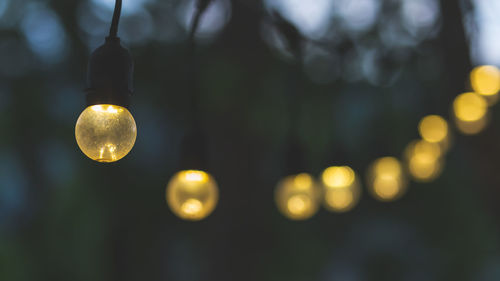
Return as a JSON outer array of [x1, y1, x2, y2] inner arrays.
[[453, 92, 488, 122], [470, 65, 500, 97], [75, 0, 137, 163], [275, 173, 320, 220], [320, 166, 361, 213], [453, 92, 489, 135], [404, 140, 443, 182], [166, 170, 219, 221], [418, 115, 449, 144], [367, 157, 407, 202]]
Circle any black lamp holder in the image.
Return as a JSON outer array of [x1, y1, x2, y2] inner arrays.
[[85, 0, 134, 108]]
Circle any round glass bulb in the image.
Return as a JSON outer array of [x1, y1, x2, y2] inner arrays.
[[367, 157, 407, 202], [321, 166, 361, 213], [75, 104, 137, 162], [404, 140, 443, 182], [418, 115, 448, 143], [470, 65, 500, 96], [275, 173, 320, 220], [453, 92, 488, 122], [166, 170, 219, 221]]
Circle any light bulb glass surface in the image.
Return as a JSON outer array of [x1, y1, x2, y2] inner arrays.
[[275, 173, 320, 220], [75, 104, 137, 162], [453, 92, 488, 122], [166, 170, 218, 221], [470, 65, 500, 96], [418, 115, 448, 143], [367, 157, 407, 202], [455, 114, 489, 135], [321, 166, 361, 213], [404, 140, 443, 182]]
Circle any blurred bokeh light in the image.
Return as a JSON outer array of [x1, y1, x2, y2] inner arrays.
[[404, 140, 444, 182], [321, 166, 361, 213], [453, 92, 488, 122], [367, 157, 407, 202], [418, 115, 449, 144], [275, 173, 320, 220], [166, 170, 219, 221]]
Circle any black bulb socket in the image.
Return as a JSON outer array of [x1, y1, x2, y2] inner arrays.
[[85, 36, 134, 108]]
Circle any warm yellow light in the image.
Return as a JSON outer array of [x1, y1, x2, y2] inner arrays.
[[166, 170, 219, 221], [75, 104, 137, 162], [455, 114, 489, 135], [408, 155, 443, 182], [367, 157, 407, 202], [325, 189, 354, 212], [321, 166, 355, 188], [453, 92, 488, 122], [275, 173, 320, 220], [470, 65, 500, 96], [321, 166, 360, 213], [404, 140, 443, 182], [418, 115, 448, 143], [404, 140, 442, 161]]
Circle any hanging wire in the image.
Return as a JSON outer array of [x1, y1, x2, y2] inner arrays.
[[109, 0, 122, 38]]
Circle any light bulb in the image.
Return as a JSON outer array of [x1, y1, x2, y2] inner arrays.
[[275, 173, 320, 220], [321, 166, 361, 213], [453, 92, 488, 122], [75, 104, 137, 162], [470, 65, 500, 97], [418, 115, 448, 144], [367, 157, 407, 202], [455, 114, 489, 135], [166, 170, 218, 221], [404, 140, 443, 182]]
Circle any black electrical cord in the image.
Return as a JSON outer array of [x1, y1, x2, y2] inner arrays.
[[109, 0, 122, 38]]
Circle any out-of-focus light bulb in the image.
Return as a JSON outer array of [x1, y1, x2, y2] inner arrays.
[[455, 114, 489, 135], [75, 104, 137, 162], [453, 92, 488, 122], [367, 157, 407, 202], [404, 140, 443, 182], [470, 65, 500, 96], [166, 170, 219, 221], [275, 173, 320, 220], [321, 166, 360, 213], [418, 115, 448, 144]]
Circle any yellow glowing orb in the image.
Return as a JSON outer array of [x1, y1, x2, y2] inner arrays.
[[166, 170, 219, 221], [321, 166, 355, 188], [75, 104, 137, 162], [455, 114, 489, 135], [405, 140, 443, 182], [470, 65, 500, 96], [453, 92, 488, 122], [408, 155, 443, 182], [368, 157, 407, 202], [418, 115, 448, 143], [321, 166, 360, 213], [325, 189, 354, 212], [275, 173, 320, 220], [404, 140, 442, 161]]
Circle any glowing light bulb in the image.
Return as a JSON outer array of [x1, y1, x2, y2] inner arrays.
[[404, 140, 443, 182], [75, 104, 137, 162], [455, 114, 489, 135], [470, 65, 500, 96], [367, 157, 407, 202], [166, 170, 218, 221], [453, 92, 488, 122], [321, 166, 360, 213], [275, 173, 320, 220], [418, 115, 448, 144]]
